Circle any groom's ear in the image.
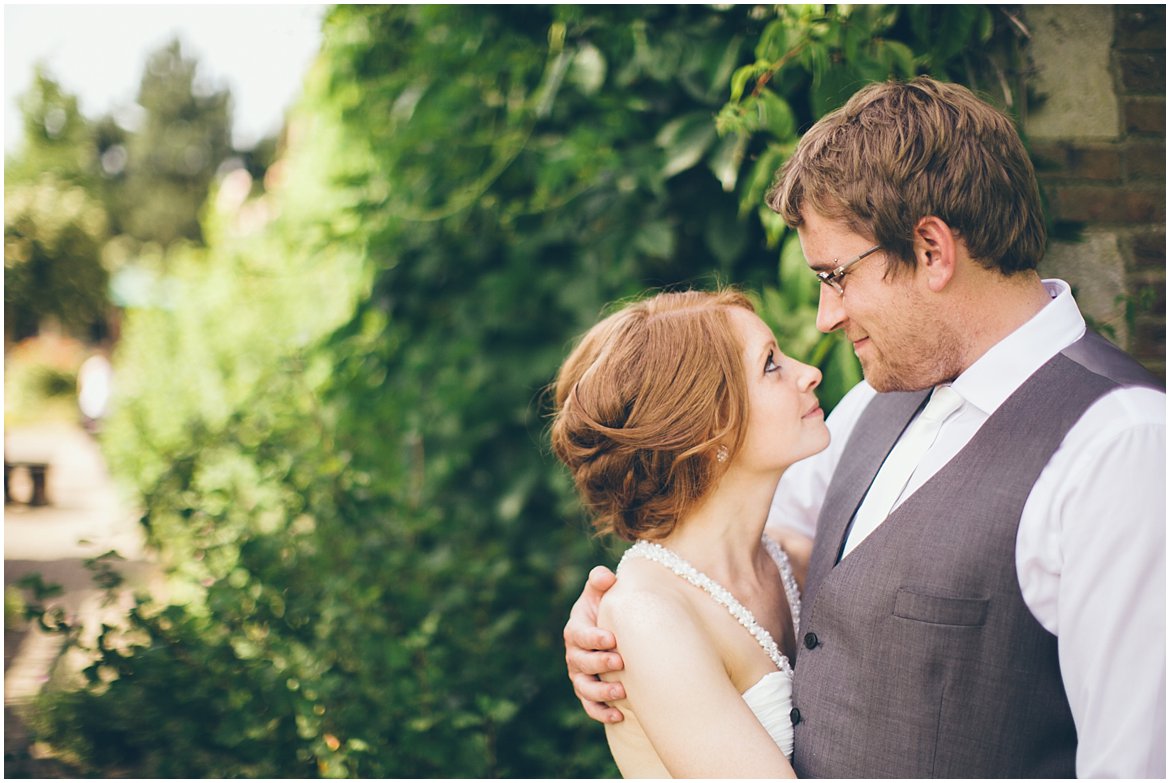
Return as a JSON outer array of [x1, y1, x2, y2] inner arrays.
[[912, 216, 958, 293]]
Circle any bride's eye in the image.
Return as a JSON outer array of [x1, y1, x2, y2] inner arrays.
[[765, 350, 781, 375]]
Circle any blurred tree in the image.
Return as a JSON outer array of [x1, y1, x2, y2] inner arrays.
[[4, 71, 112, 341], [4, 177, 110, 340], [6, 66, 98, 185], [88, 114, 131, 235], [4, 40, 238, 343], [117, 39, 233, 247]]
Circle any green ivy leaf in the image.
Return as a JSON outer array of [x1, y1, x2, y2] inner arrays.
[[809, 64, 862, 118], [633, 219, 676, 258], [878, 39, 918, 78], [758, 90, 796, 141], [704, 206, 749, 268], [568, 43, 607, 95], [755, 19, 789, 60], [708, 133, 746, 192], [656, 112, 717, 179], [739, 142, 789, 217], [757, 205, 788, 249], [779, 231, 816, 305], [977, 6, 995, 42], [730, 63, 758, 102]]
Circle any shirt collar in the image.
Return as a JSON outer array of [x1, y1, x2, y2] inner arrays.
[[950, 279, 1087, 416]]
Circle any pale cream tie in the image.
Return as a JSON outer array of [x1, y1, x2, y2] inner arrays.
[[841, 385, 964, 558]]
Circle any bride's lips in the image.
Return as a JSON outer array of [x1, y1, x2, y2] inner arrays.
[[803, 402, 823, 419]]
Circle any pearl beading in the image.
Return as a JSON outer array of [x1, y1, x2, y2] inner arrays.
[[620, 535, 800, 675]]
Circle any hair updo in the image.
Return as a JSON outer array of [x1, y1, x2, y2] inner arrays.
[[549, 289, 755, 542]]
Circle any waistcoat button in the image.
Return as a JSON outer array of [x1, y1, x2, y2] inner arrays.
[[804, 632, 819, 649], [790, 707, 802, 725]]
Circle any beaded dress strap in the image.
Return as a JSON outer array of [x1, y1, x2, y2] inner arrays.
[[763, 535, 801, 636], [620, 536, 798, 675]]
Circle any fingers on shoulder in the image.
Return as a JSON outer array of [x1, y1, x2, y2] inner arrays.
[[587, 564, 618, 589]]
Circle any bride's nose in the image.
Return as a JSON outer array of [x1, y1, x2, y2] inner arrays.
[[798, 361, 822, 391]]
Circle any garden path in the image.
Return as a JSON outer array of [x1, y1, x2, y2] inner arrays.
[[4, 420, 157, 775]]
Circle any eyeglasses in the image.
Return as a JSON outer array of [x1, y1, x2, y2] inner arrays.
[[814, 245, 882, 295]]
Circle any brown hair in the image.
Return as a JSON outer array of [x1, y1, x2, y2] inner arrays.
[[549, 289, 755, 542], [767, 76, 1045, 275]]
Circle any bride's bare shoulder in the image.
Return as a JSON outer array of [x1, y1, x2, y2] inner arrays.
[[599, 554, 695, 634]]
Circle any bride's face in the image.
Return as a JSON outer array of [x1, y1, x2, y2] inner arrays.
[[726, 308, 830, 474]]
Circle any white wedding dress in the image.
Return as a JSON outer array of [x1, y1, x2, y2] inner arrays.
[[619, 536, 801, 758]]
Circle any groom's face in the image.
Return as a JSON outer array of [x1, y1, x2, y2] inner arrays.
[[797, 209, 958, 393]]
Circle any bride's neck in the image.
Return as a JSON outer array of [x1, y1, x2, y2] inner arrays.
[[658, 469, 780, 584]]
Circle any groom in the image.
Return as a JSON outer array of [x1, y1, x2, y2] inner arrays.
[[562, 77, 1166, 777]]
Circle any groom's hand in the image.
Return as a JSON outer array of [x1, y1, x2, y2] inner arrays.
[[564, 565, 626, 723]]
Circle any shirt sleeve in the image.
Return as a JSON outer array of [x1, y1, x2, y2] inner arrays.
[[767, 380, 876, 539], [1020, 388, 1166, 778]]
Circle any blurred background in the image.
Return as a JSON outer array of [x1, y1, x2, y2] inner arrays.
[[3, 5, 1164, 777]]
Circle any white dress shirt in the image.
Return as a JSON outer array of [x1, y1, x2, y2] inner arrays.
[[768, 280, 1166, 778]]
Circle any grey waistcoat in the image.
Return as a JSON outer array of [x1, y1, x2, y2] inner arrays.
[[791, 332, 1160, 778]]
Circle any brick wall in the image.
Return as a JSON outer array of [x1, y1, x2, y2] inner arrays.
[[1030, 6, 1166, 381]]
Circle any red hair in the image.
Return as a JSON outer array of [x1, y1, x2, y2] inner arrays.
[[550, 289, 754, 541]]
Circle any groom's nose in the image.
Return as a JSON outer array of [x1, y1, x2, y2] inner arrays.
[[815, 286, 846, 334]]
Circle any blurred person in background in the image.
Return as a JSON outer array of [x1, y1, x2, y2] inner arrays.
[[77, 351, 113, 435]]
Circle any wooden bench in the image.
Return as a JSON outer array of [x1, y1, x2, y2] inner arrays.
[[4, 460, 50, 506]]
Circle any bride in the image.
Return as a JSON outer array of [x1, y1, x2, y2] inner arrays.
[[549, 289, 828, 777]]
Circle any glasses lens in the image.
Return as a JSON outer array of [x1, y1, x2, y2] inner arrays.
[[816, 271, 843, 294]]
